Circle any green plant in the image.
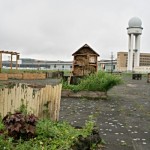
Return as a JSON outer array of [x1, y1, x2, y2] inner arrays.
[[0, 136, 14, 150], [0, 118, 5, 136], [2, 112, 38, 140], [62, 71, 122, 92], [0, 115, 101, 149], [17, 99, 28, 115]]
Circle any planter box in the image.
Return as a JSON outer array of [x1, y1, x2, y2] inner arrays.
[[8, 73, 23, 79], [23, 73, 46, 80], [0, 73, 8, 80], [61, 90, 107, 99]]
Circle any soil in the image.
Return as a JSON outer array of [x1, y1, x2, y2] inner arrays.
[[0, 75, 150, 150]]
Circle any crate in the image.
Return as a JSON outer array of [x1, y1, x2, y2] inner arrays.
[[132, 73, 142, 80]]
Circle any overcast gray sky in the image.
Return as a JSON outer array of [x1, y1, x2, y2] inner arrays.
[[0, 0, 149, 61]]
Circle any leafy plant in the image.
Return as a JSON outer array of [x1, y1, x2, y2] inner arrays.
[[18, 99, 28, 115], [62, 71, 122, 92], [2, 112, 38, 140], [0, 117, 5, 136], [0, 115, 101, 149]]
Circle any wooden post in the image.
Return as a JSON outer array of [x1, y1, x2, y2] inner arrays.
[[0, 52, 2, 73], [10, 54, 13, 73], [16, 54, 19, 72]]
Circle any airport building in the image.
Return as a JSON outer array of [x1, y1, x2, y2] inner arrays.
[[117, 52, 150, 72]]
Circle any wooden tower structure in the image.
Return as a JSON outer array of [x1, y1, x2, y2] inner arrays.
[[72, 44, 100, 76]]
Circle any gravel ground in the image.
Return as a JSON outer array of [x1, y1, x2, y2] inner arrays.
[[59, 75, 150, 150]]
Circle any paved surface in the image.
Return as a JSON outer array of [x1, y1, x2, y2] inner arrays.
[[60, 75, 150, 150]]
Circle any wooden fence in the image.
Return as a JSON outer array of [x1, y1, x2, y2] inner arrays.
[[0, 83, 62, 121]]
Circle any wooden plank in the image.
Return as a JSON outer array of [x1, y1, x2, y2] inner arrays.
[[56, 84, 62, 121], [7, 88, 12, 114], [0, 89, 4, 117], [11, 86, 15, 114], [48, 85, 52, 119], [53, 85, 58, 121], [34, 89, 39, 116], [3, 88, 8, 117], [18, 84, 22, 111], [14, 84, 20, 111], [54, 85, 58, 121], [39, 88, 44, 118], [27, 86, 33, 114], [23, 84, 28, 113]]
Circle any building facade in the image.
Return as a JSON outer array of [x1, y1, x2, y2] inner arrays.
[[98, 59, 117, 72], [2, 58, 118, 72], [117, 52, 150, 72], [2, 59, 73, 71]]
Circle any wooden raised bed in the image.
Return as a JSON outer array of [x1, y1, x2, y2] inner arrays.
[[61, 90, 107, 99]]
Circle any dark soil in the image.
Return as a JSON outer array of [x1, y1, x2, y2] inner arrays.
[[0, 75, 150, 150]]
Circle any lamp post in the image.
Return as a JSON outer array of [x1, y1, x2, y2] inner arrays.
[[111, 52, 114, 73]]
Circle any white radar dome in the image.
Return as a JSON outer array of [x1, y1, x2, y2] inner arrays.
[[128, 17, 142, 28]]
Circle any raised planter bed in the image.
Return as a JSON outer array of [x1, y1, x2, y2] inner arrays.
[[61, 89, 107, 99]]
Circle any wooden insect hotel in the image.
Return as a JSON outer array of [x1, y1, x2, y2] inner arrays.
[[72, 44, 100, 76]]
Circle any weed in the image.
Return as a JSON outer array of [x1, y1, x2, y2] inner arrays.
[[62, 71, 122, 92]]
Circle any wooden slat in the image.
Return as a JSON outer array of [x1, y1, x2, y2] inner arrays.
[[0, 89, 4, 117], [0, 83, 62, 121]]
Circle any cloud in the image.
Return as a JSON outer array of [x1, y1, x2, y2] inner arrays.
[[0, 0, 149, 60]]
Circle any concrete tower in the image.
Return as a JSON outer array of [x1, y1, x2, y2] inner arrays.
[[127, 17, 143, 71]]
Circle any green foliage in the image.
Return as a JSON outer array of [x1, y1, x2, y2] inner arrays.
[[0, 116, 99, 149], [0, 117, 4, 131], [62, 80, 79, 92], [62, 71, 122, 92], [2, 112, 38, 140], [18, 99, 28, 115], [34, 117, 95, 149], [0, 136, 14, 150]]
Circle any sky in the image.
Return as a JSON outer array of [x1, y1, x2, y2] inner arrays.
[[0, 0, 150, 61]]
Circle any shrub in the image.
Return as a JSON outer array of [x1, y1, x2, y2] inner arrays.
[[2, 112, 38, 140], [62, 71, 122, 92]]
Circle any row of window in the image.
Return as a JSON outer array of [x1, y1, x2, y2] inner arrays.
[[2, 63, 73, 69]]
